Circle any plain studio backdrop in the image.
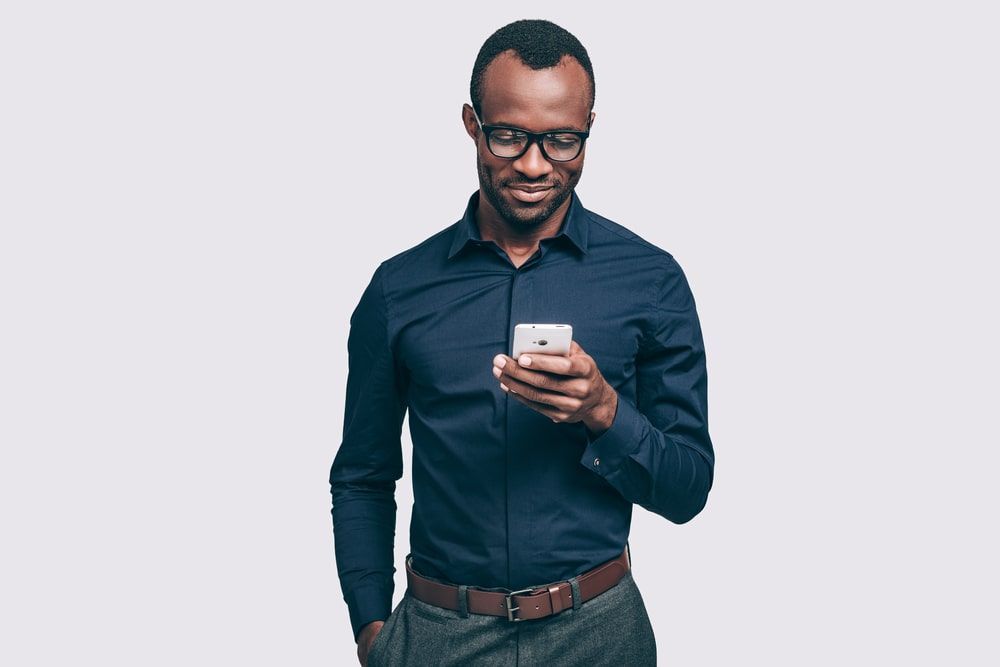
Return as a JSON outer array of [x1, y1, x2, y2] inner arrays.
[[1, 1, 997, 665]]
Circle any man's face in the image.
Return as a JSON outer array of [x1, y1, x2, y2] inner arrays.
[[463, 51, 595, 230]]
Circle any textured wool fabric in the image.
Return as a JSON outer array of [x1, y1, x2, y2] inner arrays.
[[366, 569, 656, 666]]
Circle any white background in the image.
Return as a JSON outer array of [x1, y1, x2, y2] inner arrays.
[[2, 2, 997, 665]]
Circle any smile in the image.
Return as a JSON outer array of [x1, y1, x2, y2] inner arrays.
[[507, 186, 553, 203]]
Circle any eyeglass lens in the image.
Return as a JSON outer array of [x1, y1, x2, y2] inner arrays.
[[489, 130, 583, 161]]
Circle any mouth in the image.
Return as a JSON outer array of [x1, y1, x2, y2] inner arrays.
[[507, 185, 554, 203]]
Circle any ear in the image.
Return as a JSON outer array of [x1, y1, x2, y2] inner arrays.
[[588, 111, 596, 129], [462, 104, 480, 142]]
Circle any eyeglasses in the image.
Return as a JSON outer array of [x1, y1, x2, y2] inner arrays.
[[474, 111, 590, 162]]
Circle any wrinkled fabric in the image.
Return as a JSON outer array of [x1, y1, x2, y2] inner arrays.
[[330, 189, 714, 641]]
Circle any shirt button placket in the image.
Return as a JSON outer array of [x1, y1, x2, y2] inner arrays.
[[505, 265, 534, 588]]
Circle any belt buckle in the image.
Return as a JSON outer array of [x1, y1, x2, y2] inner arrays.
[[503, 587, 535, 622]]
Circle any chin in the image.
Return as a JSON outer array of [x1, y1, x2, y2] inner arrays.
[[511, 190, 566, 219], [501, 200, 552, 226]]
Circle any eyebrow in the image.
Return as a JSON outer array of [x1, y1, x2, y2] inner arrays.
[[486, 120, 589, 133]]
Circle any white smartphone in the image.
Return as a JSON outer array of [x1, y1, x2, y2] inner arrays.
[[512, 323, 573, 361]]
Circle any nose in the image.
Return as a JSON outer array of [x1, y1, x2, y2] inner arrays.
[[511, 140, 553, 180]]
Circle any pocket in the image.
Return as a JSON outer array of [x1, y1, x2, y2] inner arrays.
[[366, 598, 404, 666], [507, 574, 655, 667], [397, 595, 460, 664], [578, 573, 656, 644], [407, 596, 458, 626]]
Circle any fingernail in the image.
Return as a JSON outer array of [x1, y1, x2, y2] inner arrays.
[[500, 383, 509, 392], [494, 355, 506, 368], [521, 355, 531, 366], [492, 366, 502, 378]]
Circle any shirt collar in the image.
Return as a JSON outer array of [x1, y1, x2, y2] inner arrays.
[[447, 189, 590, 260]]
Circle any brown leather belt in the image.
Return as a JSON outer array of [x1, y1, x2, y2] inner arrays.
[[405, 546, 631, 622]]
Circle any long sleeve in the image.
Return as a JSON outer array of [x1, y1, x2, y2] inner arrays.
[[329, 262, 407, 642], [580, 256, 714, 524]]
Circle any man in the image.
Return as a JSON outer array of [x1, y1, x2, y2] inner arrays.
[[330, 19, 714, 666]]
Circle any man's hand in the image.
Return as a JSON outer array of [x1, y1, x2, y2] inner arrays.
[[356, 619, 384, 666], [492, 340, 618, 436]]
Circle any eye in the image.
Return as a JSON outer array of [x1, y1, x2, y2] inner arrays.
[[492, 130, 526, 145], [545, 134, 580, 148]]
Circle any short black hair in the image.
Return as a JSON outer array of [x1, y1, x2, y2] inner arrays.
[[470, 19, 595, 119]]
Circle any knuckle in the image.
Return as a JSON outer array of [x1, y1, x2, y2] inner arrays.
[[532, 372, 550, 390]]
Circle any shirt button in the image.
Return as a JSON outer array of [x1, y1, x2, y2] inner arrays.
[[593, 457, 601, 467]]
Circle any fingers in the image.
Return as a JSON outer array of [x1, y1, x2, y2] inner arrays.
[[497, 370, 579, 411], [519, 353, 576, 376], [490, 339, 604, 425], [508, 390, 566, 422], [493, 356, 587, 399], [494, 349, 586, 378]]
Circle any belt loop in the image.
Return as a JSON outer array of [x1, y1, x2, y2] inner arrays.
[[457, 584, 469, 618], [568, 576, 582, 611]]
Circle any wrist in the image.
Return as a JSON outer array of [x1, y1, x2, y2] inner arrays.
[[359, 619, 384, 644], [585, 383, 618, 435]]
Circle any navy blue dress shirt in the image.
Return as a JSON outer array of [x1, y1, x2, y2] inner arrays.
[[329, 189, 714, 641]]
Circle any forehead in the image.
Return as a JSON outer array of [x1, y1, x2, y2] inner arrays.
[[479, 50, 591, 131]]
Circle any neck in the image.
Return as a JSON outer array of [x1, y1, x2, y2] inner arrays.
[[474, 190, 571, 260]]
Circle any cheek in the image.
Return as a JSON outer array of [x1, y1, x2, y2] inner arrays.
[[557, 166, 581, 184], [476, 153, 495, 179], [483, 158, 514, 183]]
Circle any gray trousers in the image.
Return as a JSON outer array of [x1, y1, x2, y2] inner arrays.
[[366, 569, 657, 666]]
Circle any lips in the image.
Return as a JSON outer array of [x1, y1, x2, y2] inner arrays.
[[507, 185, 554, 203]]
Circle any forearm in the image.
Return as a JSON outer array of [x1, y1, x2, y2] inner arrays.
[[330, 261, 406, 641], [330, 479, 397, 642], [581, 391, 714, 523], [581, 255, 715, 523]]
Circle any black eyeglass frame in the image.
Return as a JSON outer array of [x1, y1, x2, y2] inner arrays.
[[474, 111, 591, 162]]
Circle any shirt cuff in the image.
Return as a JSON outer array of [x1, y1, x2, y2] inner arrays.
[[581, 391, 645, 477], [345, 584, 393, 643]]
